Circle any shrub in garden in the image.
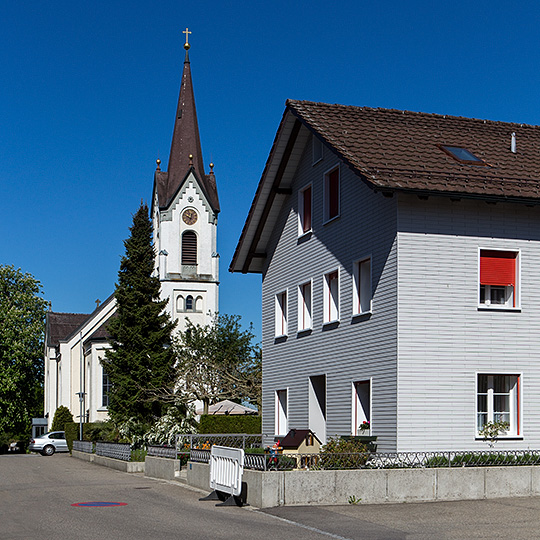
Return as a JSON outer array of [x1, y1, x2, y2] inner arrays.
[[317, 436, 370, 469], [51, 406, 73, 431]]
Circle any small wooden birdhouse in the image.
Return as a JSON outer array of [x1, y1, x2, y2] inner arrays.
[[279, 429, 322, 456]]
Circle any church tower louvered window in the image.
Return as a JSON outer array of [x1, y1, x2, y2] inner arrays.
[[181, 231, 197, 265]]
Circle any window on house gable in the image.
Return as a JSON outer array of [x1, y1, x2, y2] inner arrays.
[[298, 185, 312, 235], [477, 374, 520, 437], [479, 250, 519, 309], [324, 168, 340, 222], [275, 389, 288, 436], [312, 136, 323, 164], [275, 291, 288, 337], [324, 270, 339, 323], [298, 281, 312, 332], [353, 258, 372, 316], [181, 231, 197, 265]]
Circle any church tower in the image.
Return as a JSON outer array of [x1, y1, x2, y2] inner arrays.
[[152, 31, 219, 332]]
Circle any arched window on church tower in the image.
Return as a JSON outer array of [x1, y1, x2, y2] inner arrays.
[[185, 295, 194, 311], [182, 231, 197, 265]]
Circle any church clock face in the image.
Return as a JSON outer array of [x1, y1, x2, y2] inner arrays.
[[182, 209, 198, 225]]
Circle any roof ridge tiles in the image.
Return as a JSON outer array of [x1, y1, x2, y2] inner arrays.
[[287, 99, 540, 129]]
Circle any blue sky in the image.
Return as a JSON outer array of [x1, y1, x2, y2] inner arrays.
[[3, 1, 540, 341]]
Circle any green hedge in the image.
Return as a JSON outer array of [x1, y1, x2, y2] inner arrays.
[[65, 422, 114, 452], [198, 415, 261, 434], [64, 422, 79, 452]]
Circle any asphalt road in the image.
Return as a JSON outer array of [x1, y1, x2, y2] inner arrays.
[[3, 453, 540, 540]]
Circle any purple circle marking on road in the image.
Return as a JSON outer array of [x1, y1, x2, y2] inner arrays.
[[71, 502, 127, 507]]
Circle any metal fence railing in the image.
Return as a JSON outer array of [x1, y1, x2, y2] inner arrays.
[[73, 440, 93, 453], [190, 448, 211, 463], [95, 442, 131, 461], [188, 449, 540, 471], [176, 433, 264, 454], [147, 445, 177, 459], [233, 450, 540, 471]]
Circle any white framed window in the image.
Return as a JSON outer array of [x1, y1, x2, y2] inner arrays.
[[309, 375, 326, 443], [275, 291, 288, 337], [298, 280, 312, 332], [478, 249, 519, 309], [324, 166, 340, 223], [353, 257, 372, 316], [275, 389, 288, 436], [298, 184, 312, 235], [476, 374, 521, 437], [312, 136, 323, 164], [352, 380, 371, 435], [323, 270, 339, 323], [102, 371, 111, 408]]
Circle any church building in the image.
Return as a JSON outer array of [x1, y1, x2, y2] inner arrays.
[[43, 35, 219, 428]]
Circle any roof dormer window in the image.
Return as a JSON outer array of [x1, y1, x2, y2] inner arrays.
[[439, 145, 486, 165]]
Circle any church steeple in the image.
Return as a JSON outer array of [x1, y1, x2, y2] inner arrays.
[[156, 30, 219, 213]]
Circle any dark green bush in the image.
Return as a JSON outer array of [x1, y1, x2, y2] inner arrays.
[[83, 421, 119, 443], [316, 436, 370, 469], [131, 448, 147, 462], [245, 447, 265, 454], [51, 406, 73, 431], [65, 421, 119, 452], [425, 456, 450, 468], [450, 453, 516, 467], [64, 422, 78, 452], [198, 414, 261, 434]]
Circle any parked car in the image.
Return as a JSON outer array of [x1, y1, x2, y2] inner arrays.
[[28, 431, 69, 456]]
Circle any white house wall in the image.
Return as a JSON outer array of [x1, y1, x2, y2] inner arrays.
[[397, 194, 540, 451], [261, 135, 399, 451]]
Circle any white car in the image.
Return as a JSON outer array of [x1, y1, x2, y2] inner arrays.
[[28, 431, 69, 456]]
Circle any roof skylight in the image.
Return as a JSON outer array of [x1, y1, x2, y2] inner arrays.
[[439, 145, 486, 165]]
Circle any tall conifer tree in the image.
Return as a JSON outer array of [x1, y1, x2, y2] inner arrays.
[[103, 203, 176, 425]]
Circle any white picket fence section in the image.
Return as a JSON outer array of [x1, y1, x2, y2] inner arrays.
[[209, 445, 244, 497]]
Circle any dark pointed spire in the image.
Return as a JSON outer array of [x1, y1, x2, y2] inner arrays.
[[158, 30, 219, 213], [167, 40, 206, 190]]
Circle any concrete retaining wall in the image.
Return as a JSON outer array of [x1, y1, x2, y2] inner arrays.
[[144, 456, 180, 481], [71, 450, 145, 473], [187, 462, 540, 508]]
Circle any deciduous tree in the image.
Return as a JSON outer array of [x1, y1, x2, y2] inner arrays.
[[173, 314, 261, 413], [0, 265, 49, 435]]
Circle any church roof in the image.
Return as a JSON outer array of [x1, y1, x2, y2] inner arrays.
[[46, 312, 91, 348], [84, 316, 113, 345], [155, 50, 219, 213], [230, 100, 540, 273]]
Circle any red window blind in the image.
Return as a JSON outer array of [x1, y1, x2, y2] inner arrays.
[[328, 169, 339, 219], [303, 187, 312, 232], [480, 250, 516, 286]]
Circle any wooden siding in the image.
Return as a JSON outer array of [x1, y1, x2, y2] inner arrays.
[[261, 135, 399, 451], [397, 194, 540, 451]]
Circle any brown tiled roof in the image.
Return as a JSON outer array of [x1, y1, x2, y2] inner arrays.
[[288, 100, 540, 200], [279, 429, 321, 449], [84, 316, 113, 344], [46, 312, 90, 348]]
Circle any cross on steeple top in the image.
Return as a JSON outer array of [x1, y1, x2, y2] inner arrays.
[[183, 28, 191, 50]]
